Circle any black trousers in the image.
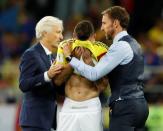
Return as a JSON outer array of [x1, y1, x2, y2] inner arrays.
[[21, 126, 51, 131], [108, 98, 149, 131]]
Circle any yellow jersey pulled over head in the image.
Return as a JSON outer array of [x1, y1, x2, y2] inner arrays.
[[56, 39, 108, 65]]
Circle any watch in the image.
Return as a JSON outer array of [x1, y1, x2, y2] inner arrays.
[[65, 55, 72, 62]]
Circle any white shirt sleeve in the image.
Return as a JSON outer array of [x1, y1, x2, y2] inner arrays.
[[44, 71, 51, 82], [70, 41, 133, 81]]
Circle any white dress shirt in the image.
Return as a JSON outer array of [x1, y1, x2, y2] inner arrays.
[[41, 44, 52, 82], [69, 31, 134, 81]]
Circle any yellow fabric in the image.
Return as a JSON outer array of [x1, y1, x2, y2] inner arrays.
[[56, 39, 108, 65]]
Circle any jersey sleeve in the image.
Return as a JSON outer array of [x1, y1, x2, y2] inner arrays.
[[93, 41, 108, 61], [56, 41, 67, 65], [56, 39, 74, 65]]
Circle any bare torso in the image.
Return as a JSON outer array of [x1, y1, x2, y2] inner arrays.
[[65, 74, 99, 101], [65, 48, 99, 101]]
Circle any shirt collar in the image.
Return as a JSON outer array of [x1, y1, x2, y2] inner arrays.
[[40, 43, 52, 55], [113, 30, 128, 43]]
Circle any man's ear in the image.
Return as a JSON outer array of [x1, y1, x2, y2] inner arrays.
[[113, 19, 120, 28], [42, 31, 47, 38]]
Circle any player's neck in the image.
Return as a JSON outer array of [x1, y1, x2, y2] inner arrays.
[[88, 37, 95, 42]]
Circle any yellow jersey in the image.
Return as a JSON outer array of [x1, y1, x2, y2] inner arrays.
[[56, 39, 108, 65]]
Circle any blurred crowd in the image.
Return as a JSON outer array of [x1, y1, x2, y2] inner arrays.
[[0, 0, 163, 130]]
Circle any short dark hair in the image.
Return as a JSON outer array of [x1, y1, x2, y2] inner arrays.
[[102, 6, 129, 29], [74, 20, 95, 40]]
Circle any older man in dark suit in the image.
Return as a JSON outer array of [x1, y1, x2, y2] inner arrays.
[[19, 16, 63, 131]]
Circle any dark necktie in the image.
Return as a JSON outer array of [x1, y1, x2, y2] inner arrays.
[[48, 54, 56, 65]]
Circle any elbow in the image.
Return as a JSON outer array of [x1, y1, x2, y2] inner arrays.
[[90, 78, 97, 81], [19, 85, 28, 93], [81, 70, 99, 81], [19, 80, 30, 93], [87, 72, 99, 81], [53, 79, 63, 87]]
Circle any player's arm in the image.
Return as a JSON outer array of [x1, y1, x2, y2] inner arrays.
[[53, 41, 74, 86], [53, 64, 73, 86], [94, 77, 108, 92], [81, 45, 108, 92]]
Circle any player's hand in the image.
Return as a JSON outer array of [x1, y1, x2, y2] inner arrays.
[[82, 49, 94, 65], [63, 41, 73, 57], [47, 64, 63, 79], [72, 47, 84, 59]]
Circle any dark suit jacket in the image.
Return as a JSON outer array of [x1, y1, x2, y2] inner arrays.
[[19, 43, 57, 130]]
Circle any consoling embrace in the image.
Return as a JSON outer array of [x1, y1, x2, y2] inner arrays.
[[19, 6, 148, 131]]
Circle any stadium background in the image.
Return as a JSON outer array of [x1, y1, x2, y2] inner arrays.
[[0, 0, 163, 131]]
